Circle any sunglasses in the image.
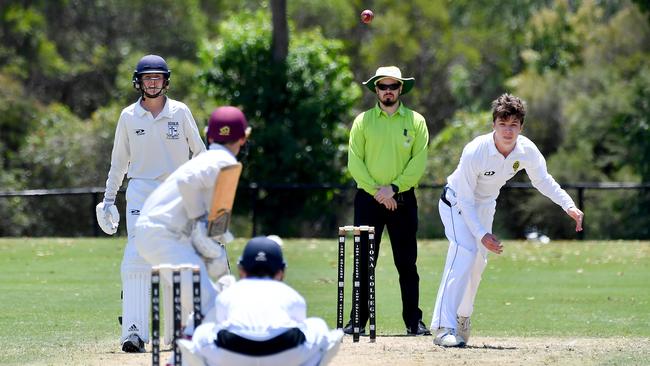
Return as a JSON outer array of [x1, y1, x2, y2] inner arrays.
[[376, 83, 402, 91]]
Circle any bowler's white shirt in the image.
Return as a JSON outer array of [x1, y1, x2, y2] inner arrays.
[[447, 132, 575, 240], [215, 278, 306, 341], [138, 144, 237, 234], [104, 97, 206, 200]]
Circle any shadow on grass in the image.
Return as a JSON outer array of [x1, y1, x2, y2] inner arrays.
[[345, 334, 519, 351], [466, 343, 518, 350]]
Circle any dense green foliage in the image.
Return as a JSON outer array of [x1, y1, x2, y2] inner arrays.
[[0, 238, 648, 364], [199, 11, 360, 236], [1, 0, 650, 238]]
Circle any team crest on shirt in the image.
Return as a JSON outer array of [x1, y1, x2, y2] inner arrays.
[[167, 121, 180, 139], [513, 160, 520, 172]]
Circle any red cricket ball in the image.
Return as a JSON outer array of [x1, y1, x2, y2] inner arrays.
[[361, 9, 374, 24]]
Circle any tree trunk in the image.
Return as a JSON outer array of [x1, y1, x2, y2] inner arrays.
[[270, 0, 288, 63]]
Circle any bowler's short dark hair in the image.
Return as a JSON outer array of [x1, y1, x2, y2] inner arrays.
[[492, 94, 526, 125]]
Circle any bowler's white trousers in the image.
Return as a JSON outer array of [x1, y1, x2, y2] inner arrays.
[[430, 192, 495, 330]]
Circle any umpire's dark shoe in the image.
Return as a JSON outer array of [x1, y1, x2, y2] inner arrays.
[[121, 333, 145, 353], [343, 322, 366, 335], [407, 320, 432, 336]]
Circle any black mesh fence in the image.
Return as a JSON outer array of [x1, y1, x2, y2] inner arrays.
[[1, 183, 649, 239]]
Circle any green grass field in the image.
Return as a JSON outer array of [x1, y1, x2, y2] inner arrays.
[[1, 238, 649, 365]]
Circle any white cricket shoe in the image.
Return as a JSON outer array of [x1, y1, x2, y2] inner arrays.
[[457, 316, 471, 343], [433, 328, 466, 347]]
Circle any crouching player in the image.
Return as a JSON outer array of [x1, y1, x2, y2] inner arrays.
[[177, 236, 344, 366], [134, 106, 250, 344]]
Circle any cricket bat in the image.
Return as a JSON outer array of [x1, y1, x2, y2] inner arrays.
[[207, 163, 242, 237]]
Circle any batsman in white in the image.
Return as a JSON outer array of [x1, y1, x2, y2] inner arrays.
[[430, 94, 585, 347], [177, 236, 344, 366], [134, 106, 250, 348], [96, 54, 206, 353]]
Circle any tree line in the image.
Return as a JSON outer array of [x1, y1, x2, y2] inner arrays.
[[1, 0, 649, 238]]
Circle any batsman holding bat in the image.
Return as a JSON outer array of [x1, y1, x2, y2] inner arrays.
[[430, 94, 584, 347], [96, 54, 206, 353], [134, 106, 250, 346]]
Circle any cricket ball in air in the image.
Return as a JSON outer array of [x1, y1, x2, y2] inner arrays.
[[361, 9, 374, 24]]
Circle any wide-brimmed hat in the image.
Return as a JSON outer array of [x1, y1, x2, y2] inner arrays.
[[362, 66, 415, 94]]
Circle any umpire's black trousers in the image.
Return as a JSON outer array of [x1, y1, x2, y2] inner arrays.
[[352, 188, 424, 330]]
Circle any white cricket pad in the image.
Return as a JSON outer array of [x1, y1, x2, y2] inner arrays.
[[266, 235, 283, 247], [121, 270, 150, 343], [177, 339, 207, 366], [160, 267, 196, 346], [162, 276, 174, 346]]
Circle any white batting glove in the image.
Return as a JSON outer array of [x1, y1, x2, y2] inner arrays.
[[191, 216, 227, 259], [206, 257, 230, 280], [96, 198, 120, 235], [216, 274, 236, 292]]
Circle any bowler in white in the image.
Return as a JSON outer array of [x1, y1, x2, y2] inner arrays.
[[430, 94, 584, 347]]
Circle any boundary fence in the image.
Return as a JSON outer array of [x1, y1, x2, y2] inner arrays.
[[1, 182, 649, 238]]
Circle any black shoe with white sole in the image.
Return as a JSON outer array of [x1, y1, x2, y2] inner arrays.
[[121, 333, 145, 353], [406, 320, 432, 336], [342, 322, 366, 335]]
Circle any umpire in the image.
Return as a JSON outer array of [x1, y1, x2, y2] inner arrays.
[[346, 66, 430, 335]]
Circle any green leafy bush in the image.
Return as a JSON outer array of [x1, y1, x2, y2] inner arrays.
[[199, 11, 361, 236]]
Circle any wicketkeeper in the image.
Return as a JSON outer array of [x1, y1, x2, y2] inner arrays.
[[96, 54, 206, 353], [430, 94, 584, 347], [177, 236, 344, 366], [134, 106, 250, 345]]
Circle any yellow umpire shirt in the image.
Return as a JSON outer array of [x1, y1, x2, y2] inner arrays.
[[348, 103, 429, 196]]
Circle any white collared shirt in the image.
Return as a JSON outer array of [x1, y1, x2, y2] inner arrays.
[[104, 97, 206, 200], [138, 144, 237, 234], [447, 132, 575, 239], [215, 278, 306, 341]]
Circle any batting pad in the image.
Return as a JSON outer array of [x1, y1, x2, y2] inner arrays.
[[122, 270, 151, 343], [160, 267, 195, 346]]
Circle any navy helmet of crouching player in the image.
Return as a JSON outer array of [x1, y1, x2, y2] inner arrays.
[[132, 54, 171, 98], [238, 236, 286, 278]]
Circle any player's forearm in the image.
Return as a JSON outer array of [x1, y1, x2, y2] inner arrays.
[[393, 149, 427, 190], [531, 175, 575, 211], [348, 153, 378, 194], [186, 119, 207, 158], [458, 200, 489, 240], [104, 159, 128, 200]]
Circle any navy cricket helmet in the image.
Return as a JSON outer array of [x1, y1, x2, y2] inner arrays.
[[132, 54, 171, 95], [238, 236, 286, 277], [134, 54, 170, 77]]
